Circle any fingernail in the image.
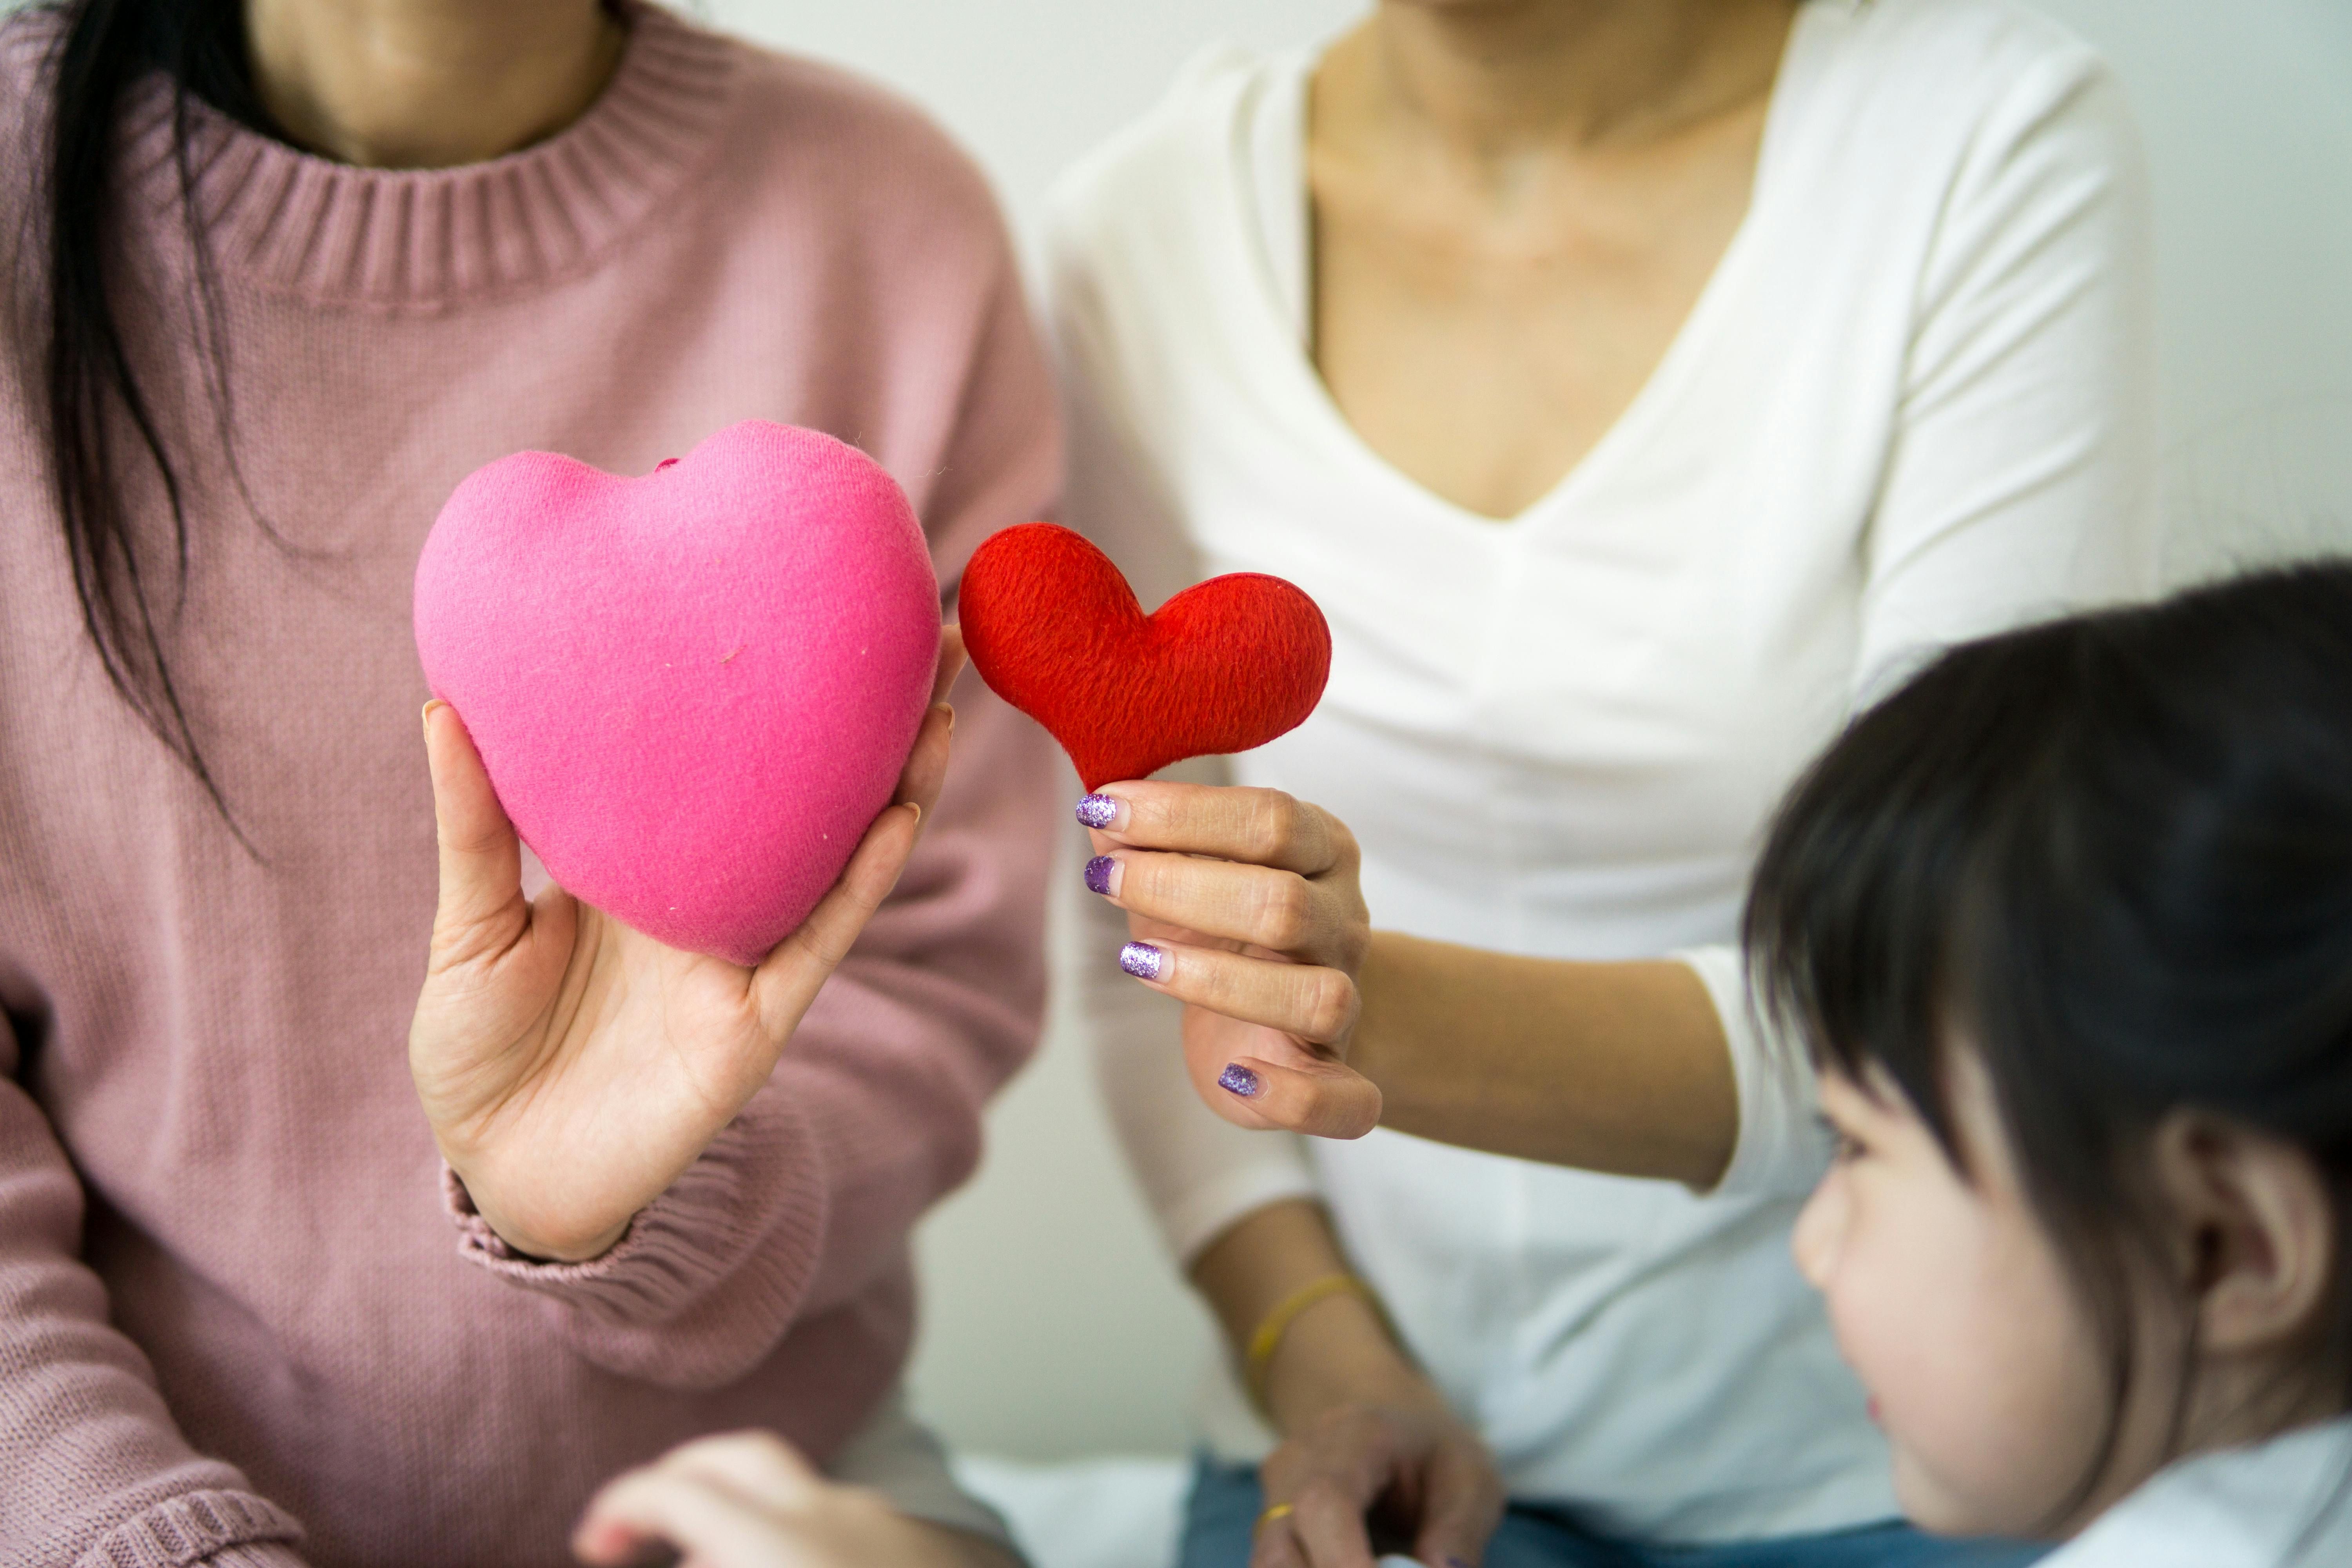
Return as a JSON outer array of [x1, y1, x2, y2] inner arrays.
[[1084, 854, 1121, 897], [1074, 792, 1125, 830], [1218, 1062, 1261, 1098], [421, 698, 445, 727], [1119, 941, 1166, 981]]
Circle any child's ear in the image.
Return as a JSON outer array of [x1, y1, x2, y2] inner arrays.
[[2147, 1111, 2336, 1356]]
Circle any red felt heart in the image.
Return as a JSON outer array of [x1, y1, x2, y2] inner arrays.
[[957, 523, 1332, 790]]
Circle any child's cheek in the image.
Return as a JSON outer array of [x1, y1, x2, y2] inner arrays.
[[1821, 1180, 2016, 1534], [1828, 1232, 1944, 1439]]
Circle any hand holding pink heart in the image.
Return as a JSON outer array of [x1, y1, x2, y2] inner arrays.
[[405, 421, 956, 1261], [407, 628, 963, 1264]]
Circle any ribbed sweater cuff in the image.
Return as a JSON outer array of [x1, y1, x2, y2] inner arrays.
[[72, 1491, 305, 1568], [441, 1109, 829, 1330]]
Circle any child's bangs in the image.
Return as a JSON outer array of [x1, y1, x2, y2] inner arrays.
[[1745, 627, 2084, 1167]]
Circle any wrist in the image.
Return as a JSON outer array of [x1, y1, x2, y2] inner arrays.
[[446, 1159, 628, 1263], [1345, 932, 1413, 1093], [1258, 1292, 1441, 1434]]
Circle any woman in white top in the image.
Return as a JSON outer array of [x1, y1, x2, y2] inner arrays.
[[1047, 0, 2154, 1564]]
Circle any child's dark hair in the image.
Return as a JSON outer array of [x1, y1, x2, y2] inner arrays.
[[1746, 560, 2352, 1487]]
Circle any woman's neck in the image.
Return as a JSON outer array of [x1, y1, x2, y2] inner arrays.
[[243, 0, 625, 168], [1341, 0, 1799, 165]]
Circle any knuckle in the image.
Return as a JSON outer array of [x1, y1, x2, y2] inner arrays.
[[786, 920, 851, 971], [439, 828, 494, 858], [1240, 788, 1302, 862], [1250, 876, 1316, 950], [1292, 1475, 1350, 1514], [1129, 788, 1175, 837], [1300, 970, 1358, 1040], [1197, 953, 1249, 1010], [653, 1436, 720, 1474], [428, 914, 506, 974], [1132, 852, 1179, 903], [732, 1430, 798, 1465]]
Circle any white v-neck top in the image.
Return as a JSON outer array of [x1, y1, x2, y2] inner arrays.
[[1049, 0, 2155, 1541], [2045, 1419, 2352, 1568]]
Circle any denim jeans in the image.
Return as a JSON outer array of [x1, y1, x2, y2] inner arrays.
[[1179, 1457, 2049, 1568]]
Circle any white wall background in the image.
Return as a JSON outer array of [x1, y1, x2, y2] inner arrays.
[[690, 0, 2352, 1461]]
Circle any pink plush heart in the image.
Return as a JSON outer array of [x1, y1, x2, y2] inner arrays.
[[414, 421, 940, 966]]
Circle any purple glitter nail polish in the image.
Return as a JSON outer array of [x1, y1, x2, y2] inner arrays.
[[1118, 941, 1165, 981], [1218, 1062, 1262, 1098], [1084, 855, 1117, 896], [1074, 793, 1121, 829]]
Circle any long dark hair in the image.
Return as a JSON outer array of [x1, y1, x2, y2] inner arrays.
[[28, 0, 277, 831], [1746, 561, 2352, 1526]]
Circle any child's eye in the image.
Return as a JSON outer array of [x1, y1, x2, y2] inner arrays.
[[1818, 1112, 1867, 1164]]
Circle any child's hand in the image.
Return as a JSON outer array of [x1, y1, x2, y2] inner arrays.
[[574, 1432, 1005, 1568]]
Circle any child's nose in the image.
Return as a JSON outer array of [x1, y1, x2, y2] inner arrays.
[[1790, 1173, 1844, 1287]]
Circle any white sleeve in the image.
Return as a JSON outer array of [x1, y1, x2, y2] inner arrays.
[[1702, 50, 2158, 1200], [1048, 203, 1319, 1264]]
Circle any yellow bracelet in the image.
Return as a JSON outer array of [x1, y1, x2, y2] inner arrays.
[[1243, 1273, 1382, 1412]]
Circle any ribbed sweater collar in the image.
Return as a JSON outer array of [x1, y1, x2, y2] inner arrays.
[[117, 2, 735, 309]]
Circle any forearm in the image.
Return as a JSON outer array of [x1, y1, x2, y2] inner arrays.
[[0, 1062, 308, 1563], [1349, 933, 1737, 1187], [1189, 1198, 1441, 1433]]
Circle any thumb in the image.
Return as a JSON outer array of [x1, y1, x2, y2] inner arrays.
[[933, 620, 969, 703], [423, 700, 525, 960], [1206, 1053, 1383, 1139]]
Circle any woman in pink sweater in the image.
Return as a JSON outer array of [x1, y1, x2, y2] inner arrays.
[[0, 2, 1058, 1564]]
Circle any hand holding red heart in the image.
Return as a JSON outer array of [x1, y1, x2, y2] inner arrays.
[[957, 522, 1370, 1130], [406, 629, 964, 1263], [1076, 781, 1384, 1140]]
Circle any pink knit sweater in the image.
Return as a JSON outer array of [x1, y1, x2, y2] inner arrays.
[[0, 8, 1060, 1566]]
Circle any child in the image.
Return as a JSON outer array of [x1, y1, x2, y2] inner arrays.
[[1744, 561, 2352, 1566], [570, 562, 2352, 1567]]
